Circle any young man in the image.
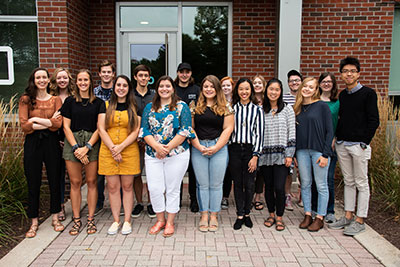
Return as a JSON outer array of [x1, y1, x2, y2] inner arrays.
[[174, 62, 200, 213], [329, 57, 379, 236], [282, 70, 303, 211], [131, 65, 156, 218], [94, 60, 115, 215]]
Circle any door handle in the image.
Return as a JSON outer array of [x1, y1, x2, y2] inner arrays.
[[165, 33, 169, 75]]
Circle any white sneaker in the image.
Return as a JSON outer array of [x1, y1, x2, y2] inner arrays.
[[107, 221, 120, 235], [121, 221, 132, 235]]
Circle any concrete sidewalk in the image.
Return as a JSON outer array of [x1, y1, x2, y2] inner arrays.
[[2, 185, 400, 266]]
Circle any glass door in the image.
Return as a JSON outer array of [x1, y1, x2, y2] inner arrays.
[[120, 32, 177, 86]]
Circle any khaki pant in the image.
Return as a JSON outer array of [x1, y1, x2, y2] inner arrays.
[[336, 142, 371, 218]]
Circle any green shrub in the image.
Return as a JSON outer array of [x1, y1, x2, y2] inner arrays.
[[0, 96, 27, 245], [369, 97, 400, 215]]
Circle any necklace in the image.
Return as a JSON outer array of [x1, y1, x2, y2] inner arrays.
[[302, 103, 312, 112], [81, 98, 89, 107]]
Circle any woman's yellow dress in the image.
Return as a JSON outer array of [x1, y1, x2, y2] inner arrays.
[[98, 103, 140, 175]]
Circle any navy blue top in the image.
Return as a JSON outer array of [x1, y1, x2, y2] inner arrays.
[[295, 101, 333, 158]]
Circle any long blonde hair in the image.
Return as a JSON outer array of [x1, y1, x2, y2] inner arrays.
[[195, 75, 228, 116], [293, 77, 320, 115], [73, 69, 96, 103], [49, 67, 75, 96]]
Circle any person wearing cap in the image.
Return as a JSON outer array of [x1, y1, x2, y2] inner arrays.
[[283, 70, 303, 211], [174, 63, 200, 213]]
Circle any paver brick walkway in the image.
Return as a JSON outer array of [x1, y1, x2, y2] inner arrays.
[[30, 187, 382, 266]]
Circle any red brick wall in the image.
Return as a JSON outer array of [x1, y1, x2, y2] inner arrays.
[[88, 0, 116, 83], [37, 0, 69, 72], [66, 0, 90, 74], [232, 0, 277, 81], [301, 0, 395, 96]]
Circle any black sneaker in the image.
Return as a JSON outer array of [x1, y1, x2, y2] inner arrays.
[[233, 217, 244, 230], [244, 216, 253, 228], [190, 200, 199, 213], [147, 204, 156, 218], [94, 206, 104, 216], [131, 204, 144, 218], [221, 198, 229, 210]]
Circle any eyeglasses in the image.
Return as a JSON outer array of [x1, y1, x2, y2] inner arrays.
[[341, 69, 358, 74], [320, 81, 333, 85], [289, 79, 301, 83]]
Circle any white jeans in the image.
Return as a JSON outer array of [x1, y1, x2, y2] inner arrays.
[[336, 142, 371, 218], [145, 150, 190, 214]]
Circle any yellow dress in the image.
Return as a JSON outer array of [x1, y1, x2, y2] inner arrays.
[[98, 103, 140, 175]]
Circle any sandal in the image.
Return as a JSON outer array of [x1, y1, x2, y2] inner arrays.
[[149, 220, 165, 235], [199, 219, 209, 232], [264, 217, 276, 228], [25, 224, 39, 238], [209, 218, 219, 232], [276, 219, 285, 231], [163, 223, 174, 238], [58, 205, 66, 221], [52, 219, 65, 232], [69, 217, 82, 236], [254, 201, 264, 210], [87, 217, 97, 235]]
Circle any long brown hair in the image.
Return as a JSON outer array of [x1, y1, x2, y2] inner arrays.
[[152, 75, 179, 112], [49, 67, 75, 96], [73, 69, 96, 103], [293, 77, 320, 115], [105, 75, 139, 133], [318, 72, 338, 102], [195, 75, 228, 116], [22, 67, 50, 110]]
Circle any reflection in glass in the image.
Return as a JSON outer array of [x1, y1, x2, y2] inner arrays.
[[0, 52, 8, 79], [0, 22, 38, 101], [120, 6, 178, 29], [130, 44, 166, 86], [182, 6, 228, 83], [0, 0, 36, 15]]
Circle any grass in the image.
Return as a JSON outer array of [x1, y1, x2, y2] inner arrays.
[[0, 96, 27, 246], [369, 96, 400, 216]]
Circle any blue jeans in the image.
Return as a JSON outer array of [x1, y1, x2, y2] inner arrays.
[[191, 139, 228, 213], [296, 149, 330, 216], [311, 152, 337, 214]]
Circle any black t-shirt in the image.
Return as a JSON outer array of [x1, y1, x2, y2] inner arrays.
[[61, 96, 104, 132], [134, 88, 155, 115], [99, 102, 142, 116], [194, 107, 224, 140], [176, 83, 200, 106]]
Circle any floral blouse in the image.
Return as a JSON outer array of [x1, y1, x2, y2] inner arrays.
[[139, 100, 195, 158]]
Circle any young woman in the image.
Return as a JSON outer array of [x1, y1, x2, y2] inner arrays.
[[19, 67, 64, 238], [310, 72, 339, 223], [220, 76, 234, 210], [61, 69, 103, 235], [293, 77, 333, 232], [191, 75, 234, 232], [98, 75, 141, 235], [49, 67, 75, 222], [252, 75, 267, 210], [229, 78, 264, 230], [259, 78, 296, 231], [140, 75, 195, 237], [221, 76, 234, 104]]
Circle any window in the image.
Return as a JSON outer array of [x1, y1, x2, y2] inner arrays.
[[0, 0, 38, 101], [182, 6, 229, 83]]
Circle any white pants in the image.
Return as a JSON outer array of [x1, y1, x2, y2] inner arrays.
[[336, 142, 371, 218], [145, 150, 190, 214]]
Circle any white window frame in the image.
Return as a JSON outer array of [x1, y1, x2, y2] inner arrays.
[[0, 14, 38, 87], [116, 1, 232, 77]]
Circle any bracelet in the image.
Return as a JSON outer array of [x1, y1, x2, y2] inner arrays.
[[72, 144, 79, 152], [85, 142, 93, 151]]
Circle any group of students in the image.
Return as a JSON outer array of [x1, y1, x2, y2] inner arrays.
[[18, 56, 379, 239]]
